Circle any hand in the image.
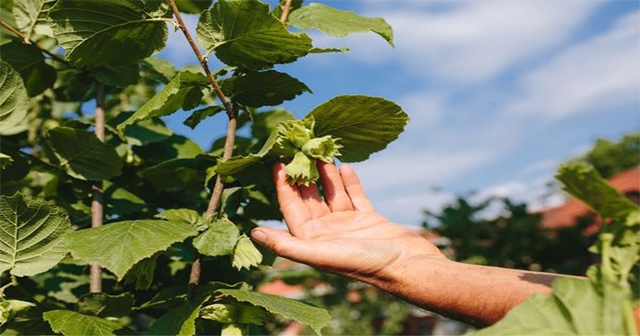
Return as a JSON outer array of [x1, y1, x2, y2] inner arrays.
[[251, 161, 443, 284]]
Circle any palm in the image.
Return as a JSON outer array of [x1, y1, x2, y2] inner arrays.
[[252, 162, 441, 281]]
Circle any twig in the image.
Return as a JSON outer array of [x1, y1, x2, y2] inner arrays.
[[0, 20, 70, 65], [167, 0, 239, 293], [279, 0, 293, 23], [89, 82, 106, 293]]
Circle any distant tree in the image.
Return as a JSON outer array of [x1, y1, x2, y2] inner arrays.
[[576, 133, 640, 178], [422, 196, 593, 275]]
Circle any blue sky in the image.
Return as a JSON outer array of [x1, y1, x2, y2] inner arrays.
[[159, 1, 640, 226]]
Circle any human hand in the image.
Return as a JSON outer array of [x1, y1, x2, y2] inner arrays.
[[251, 161, 443, 285]]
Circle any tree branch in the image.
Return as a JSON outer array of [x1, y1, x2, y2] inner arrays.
[[167, 0, 239, 292], [279, 0, 293, 23], [89, 82, 106, 293], [0, 20, 70, 65]]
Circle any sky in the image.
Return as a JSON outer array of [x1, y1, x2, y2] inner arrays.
[[159, 0, 640, 227]]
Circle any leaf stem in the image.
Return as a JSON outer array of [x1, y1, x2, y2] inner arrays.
[[167, 0, 239, 293], [0, 20, 70, 66], [89, 82, 106, 293]]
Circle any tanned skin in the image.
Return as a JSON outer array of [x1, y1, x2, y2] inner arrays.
[[251, 162, 631, 327]]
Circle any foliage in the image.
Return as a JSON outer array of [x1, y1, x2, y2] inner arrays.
[[423, 197, 594, 275], [0, 0, 406, 334], [473, 163, 639, 335], [573, 132, 640, 178]]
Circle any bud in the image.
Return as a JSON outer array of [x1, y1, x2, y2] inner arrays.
[[285, 152, 319, 186], [302, 135, 342, 163]]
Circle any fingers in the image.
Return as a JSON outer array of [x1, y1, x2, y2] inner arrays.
[[339, 164, 375, 212], [274, 163, 310, 233], [251, 227, 318, 263], [318, 161, 354, 212]]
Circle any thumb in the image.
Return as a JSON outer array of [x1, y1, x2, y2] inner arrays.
[[251, 227, 314, 262]]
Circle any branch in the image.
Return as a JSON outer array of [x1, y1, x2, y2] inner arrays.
[[0, 20, 70, 66], [167, 0, 239, 291], [89, 82, 106, 293], [279, 0, 293, 23]]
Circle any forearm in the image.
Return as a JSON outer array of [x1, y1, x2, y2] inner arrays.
[[368, 255, 561, 327]]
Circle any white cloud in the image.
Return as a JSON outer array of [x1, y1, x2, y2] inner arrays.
[[352, 1, 601, 84], [506, 11, 640, 119]]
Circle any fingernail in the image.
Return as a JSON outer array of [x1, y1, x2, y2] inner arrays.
[[251, 229, 267, 242]]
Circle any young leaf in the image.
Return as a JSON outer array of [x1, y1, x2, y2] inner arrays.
[[0, 41, 56, 96], [49, 0, 169, 67], [220, 70, 311, 108], [216, 289, 331, 335], [43, 310, 123, 336], [46, 127, 122, 181], [66, 220, 198, 279], [0, 193, 71, 277], [196, 0, 312, 70], [193, 218, 241, 257], [0, 61, 29, 134], [305, 95, 408, 162], [289, 3, 394, 46], [12, 0, 55, 39], [556, 163, 638, 222], [0, 152, 13, 169], [232, 235, 263, 270], [117, 70, 208, 131]]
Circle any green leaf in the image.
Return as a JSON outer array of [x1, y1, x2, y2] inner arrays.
[[305, 95, 408, 162], [134, 134, 203, 164], [49, 0, 169, 67], [140, 57, 177, 84], [117, 69, 208, 131], [76, 292, 134, 318], [123, 117, 174, 146], [156, 208, 208, 231], [141, 158, 204, 190], [66, 219, 198, 279], [196, 0, 312, 70], [121, 253, 159, 290], [183, 105, 224, 129], [145, 284, 212, 336], [217, 289, 331, 335], [90, 63, 141, 88], [556, 164, 638, 223], [473, 277, 630, 335], [0, 61, 29, 134], [43, 310, 123, 336], [221, 70, 311, 108], [251, 109, 296, 139], [176, 0, 212, 14], [13, 0, 55, 39], [289, 3, 393, 46], [193, 218, 240, 257], [103, 181, 146, 217], [232, 235, 262, 270], [46, 127, 122, 180], [0, 152, 13, 169], [0, 193, 71, 277], [0, 41, 56, 96]]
